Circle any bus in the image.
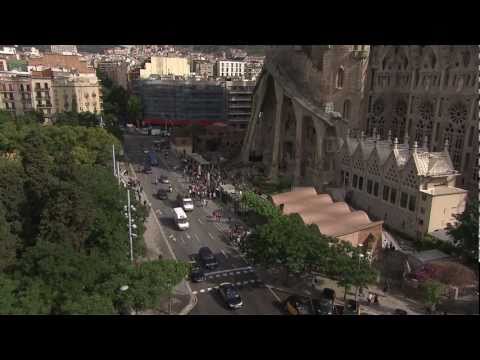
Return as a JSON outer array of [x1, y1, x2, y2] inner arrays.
[[173, 207, 189, 230], [147, 151, 159, 167]]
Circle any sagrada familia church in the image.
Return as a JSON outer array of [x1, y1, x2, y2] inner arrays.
[[241, 46, 478, 240]]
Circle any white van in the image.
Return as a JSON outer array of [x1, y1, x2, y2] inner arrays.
[[177, 196, 194, 212], [173, 207, 189, 230]]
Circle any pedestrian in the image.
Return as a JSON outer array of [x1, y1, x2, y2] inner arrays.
[[374, 294, 379, 304], [205, 199, 209, 207], [367, 293, 373, 304], [228, 216, 232, 223]]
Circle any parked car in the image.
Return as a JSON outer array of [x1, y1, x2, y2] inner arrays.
[[189, 261, 206, 283], [312, 297, 334, 315], [322, 288, 336, 302], [218, 283, 243, 309], [284, 295, 315, 315], [198, 247, 218, 270]]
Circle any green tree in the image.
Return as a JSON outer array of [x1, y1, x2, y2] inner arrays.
[[447, 198, 479, 263], [420, 280, 445, 312], [0, 204, 18, 272], [127, 95, 142, 126], [0, 274, 19, 314], [120, 260, 189, 313]]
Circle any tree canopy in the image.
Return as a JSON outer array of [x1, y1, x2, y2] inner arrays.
[[239, 191, 377, 291], [447, 197, 479, 263], [0, 112, 188, 314]]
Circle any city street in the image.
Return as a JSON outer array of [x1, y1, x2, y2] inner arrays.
[[123, 133, 282, 315]]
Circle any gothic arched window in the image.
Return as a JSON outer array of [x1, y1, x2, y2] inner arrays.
[[343, 100, 351, 121], [336, 68, 344, 89]]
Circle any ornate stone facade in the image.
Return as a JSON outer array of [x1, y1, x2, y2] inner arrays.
[[363, 46, 479, 193], [241, 45, 370, 190], [337, 132, 467, 240]]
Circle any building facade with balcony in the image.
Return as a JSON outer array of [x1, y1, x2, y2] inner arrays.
[[31, 69, 56, 122], [0, 71, 33, 115], [225, 80, 255, 128], [191, 60, 214, 79], [97, 60, 128, 89], [215, 60, 245, 78]]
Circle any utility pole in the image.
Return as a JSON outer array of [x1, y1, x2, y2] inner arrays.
[[112, 144, 117, 177], [117, 161, 121, 187], [127, 189, 134, 263]]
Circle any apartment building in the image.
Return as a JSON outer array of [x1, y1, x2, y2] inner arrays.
[[139, 56, 190, 79], [225, 80, 255, 128], [191, 60, 214, 78], [0, 71, 33, 115], [138, 79, 226, 126], [50, 45, 78, 55], [31, 69, 56, 122], [53, 73, 102, 114], [97, 60, 128, 89], [215, 60, 245, 78], [0, 58, 7, 71]]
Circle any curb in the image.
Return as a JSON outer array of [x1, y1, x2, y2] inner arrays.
[[127, 159, 197, 315]]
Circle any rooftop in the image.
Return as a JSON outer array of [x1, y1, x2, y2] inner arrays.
[[420, 186, 467, 196]]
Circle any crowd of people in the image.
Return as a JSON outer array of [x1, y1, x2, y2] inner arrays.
[[182, 161, 229, 206]]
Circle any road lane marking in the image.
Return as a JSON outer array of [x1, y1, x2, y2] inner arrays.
[[192, 291, 198, 295], [199, 289, 205, 293], [208, 232, 214, 239], [220, 249, 228, 258], [194, 234, 201, 243], [266, 285, 282, 302], [186, 233, 191, 240], [207, 288, 212, 292], [198, 218, 204, 225]]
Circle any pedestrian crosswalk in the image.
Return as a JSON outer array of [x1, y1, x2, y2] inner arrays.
[[192, 279, 263, 295]]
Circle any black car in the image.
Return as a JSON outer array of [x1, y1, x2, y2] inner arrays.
[[322, 288, 336, 302], [218, 283, 243, 309], [198, 247, 218, 270], [143, 165, 152, 174], [190, 262, 206, 283], [312, 297, 334, 315], [156, 189, 168, 200]]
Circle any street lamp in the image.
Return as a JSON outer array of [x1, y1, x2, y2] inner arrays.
[[120, 285, 129, 292]]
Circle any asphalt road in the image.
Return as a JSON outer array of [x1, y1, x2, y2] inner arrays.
[[123, 134, 282, 315]]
